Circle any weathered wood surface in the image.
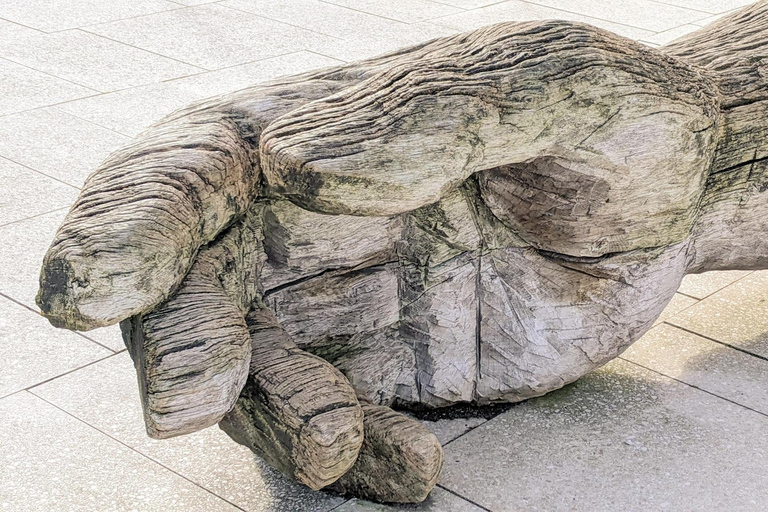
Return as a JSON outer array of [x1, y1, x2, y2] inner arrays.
[[219, 307, 364, 489], [120, 206, 266, 438], [330, 403, 443, 503], [663, 2, 768, 272], [37, 77, 363, 330], [260, 23, 718, 243], [37, 1, 768, 503]]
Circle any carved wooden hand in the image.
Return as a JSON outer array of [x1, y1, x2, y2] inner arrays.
[[37, 2, 768, 503]]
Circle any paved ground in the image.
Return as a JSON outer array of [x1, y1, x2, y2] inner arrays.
[[1, 0, 765, 510]]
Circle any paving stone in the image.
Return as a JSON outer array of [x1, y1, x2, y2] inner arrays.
[[320, 0, 463, 24], [691, 10, 738, 26], [0, 391, 239, 511], [0, 296, 110, 397], [169, 0, 221, 4], [422, 416, 488, 446], [32, 352, 345, 512], [86, 4, 338, 70], [57, 50, 342, 137], [431, 0, 656, 41], [0, 0, 179, 32], [334, 488, 484, 511], [669, 270, 768, 359], [314, 22, 458, 62], [0, 107, 128, 188], [653, 292, 698, 326], [677, 270, 751, 300], [77, 325, 126, 352], [0, 211, 126, 353], [653, 0, 755, 14], [440, 358, 768, 511], [184, 4, 448, 65], [0, 24, 201, 92], [623, 323, 768, 415], [431, 0, 501, 8], [221, 0, 406, 40], [0, 209, 67, 307], [0, 157, 78, 226], [520, 0, 710, 32], [0, 59, 95, 116], [639, 23, 701, 46]]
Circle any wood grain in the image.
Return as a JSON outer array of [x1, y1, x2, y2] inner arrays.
[[36, 3, 768, 502]]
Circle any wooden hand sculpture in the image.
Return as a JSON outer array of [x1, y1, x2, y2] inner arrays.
[[37, 2, 768, 503]]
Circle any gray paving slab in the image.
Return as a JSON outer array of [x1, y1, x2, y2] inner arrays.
[[0, 58, 95, 116], [431, 0, 657, 41], [0, 157, 78, 226], [639, 23, 701, 45], [523, 0, 711, 31], [623, 323, 768, 415], [677, 270, 752, 300], [169, 0, 220, 5], [57, 51, 342, 137], [669, 270, 768, 359], [653, 292, 698, 326], [0, 209, 67, 307], [0, 296, 110, 398], [0, 24, 201, 92], [421, 416, 488, 446], [0, 107, 128, 188], [313, 21, 458, 62], [334, 488, 484, 511], [221, 0, 461, 62], [221, 0, 409, 40], [432, 0, 501, 8], [31, 352, 345, 512], [0, 391, 239, 511], [169, 0, 221, 4], [317, 0, 463, 24], [0, 0, 179, 32], [85, 4, 338, 70], [652, 0, 755, 14], [316, 18, 460, 62], [77, 325, 126, 352], [691, 10, 738, 26], [440, 358, 768, 512]]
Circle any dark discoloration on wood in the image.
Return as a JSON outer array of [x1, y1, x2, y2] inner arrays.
[[37, 3, 768, 503]]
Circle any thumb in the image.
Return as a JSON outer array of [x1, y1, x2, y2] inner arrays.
[[36, 77, 353, 330], [38, 106, 252, 330]]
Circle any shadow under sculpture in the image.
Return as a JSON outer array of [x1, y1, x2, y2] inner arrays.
[[36, 1, 768, 503]]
